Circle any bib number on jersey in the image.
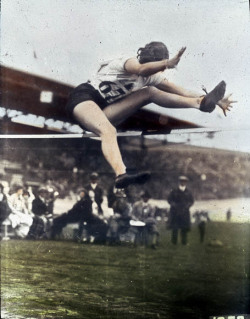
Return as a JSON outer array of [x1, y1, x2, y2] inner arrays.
[[99, 81, 134, 103]]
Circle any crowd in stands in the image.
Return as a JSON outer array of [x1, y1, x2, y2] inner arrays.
[[0, 183, 58, 240], [0, 172, 163, 249], [0, 172, 216, 247]]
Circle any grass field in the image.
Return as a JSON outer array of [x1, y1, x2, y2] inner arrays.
[[1, 222, 250, 319]]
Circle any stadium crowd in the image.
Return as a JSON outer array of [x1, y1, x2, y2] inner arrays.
[[0, 172, 214, 247], [0, 172, 164, 249]]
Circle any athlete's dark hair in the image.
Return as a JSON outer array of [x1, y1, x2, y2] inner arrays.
[[137, 41, 169, 64]]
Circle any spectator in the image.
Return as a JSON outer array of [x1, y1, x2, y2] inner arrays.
[[107, 188, 132, 244], [7, 185, 33, 238], [31, 187, 53, 237], [85, 172, 104, 216], [43, 182, 59, 217], [193, 210, 210, 243], [132, 191, 159, 249], [107, 184, 131, 209], [51, 188, 107, 242], [23, 190, 33, 214], [167, 176, 194, 245], [17, 188, 45, 240], [0, 183, 12, 225], [107, 184, 119, 209], [32, 187, 50, 216], [226, 209, 232, 222]]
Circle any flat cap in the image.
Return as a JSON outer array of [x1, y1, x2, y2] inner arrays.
[[179, 175, 189, 181], [90, 172, 99, 178]]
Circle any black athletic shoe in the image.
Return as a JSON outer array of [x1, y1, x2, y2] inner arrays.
[[200, 81, 226, 113], [115, 171, 151, 189]]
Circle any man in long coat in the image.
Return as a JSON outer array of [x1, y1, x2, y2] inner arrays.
[[168, 176, 194, 245]]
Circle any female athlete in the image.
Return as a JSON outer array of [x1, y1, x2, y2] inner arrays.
[[66, 41, 235, 188]]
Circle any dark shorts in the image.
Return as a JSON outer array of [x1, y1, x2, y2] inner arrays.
[[65, 82, 108, 117]]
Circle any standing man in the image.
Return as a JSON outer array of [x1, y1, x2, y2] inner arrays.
[[167, 176, 194, 245], [85, 172, 104, 216]]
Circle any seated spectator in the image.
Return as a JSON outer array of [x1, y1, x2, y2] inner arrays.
[[23, 189, 34, 214], [0, 183, 12, 225], [7, 185, 33, 238], [46, 186, 59, 217], [32, 187, 52, 217], [106, 188, 132, 244], [132, 191, 159, 249], [31, 187, 54, 238], [51, 188, 107, 242], [107, 184, 131, 209]]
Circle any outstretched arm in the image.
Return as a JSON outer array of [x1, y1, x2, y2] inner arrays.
[[124, 47, 186, 77]]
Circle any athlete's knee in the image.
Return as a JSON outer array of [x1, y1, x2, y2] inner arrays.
[[144, 86, 160, 102], [99, 122, 117, 140]]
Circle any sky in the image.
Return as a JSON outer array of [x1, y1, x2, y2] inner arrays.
[[1, 0, 250, 152]]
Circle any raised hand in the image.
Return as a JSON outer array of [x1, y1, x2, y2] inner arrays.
[[167, 47, 186, 69], [217, 94, 237, 116]]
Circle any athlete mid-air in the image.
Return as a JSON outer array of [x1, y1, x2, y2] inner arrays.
[[66, 41, 236, 188]]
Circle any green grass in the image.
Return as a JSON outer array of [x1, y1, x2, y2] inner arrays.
[[1, 222, 250, 319]]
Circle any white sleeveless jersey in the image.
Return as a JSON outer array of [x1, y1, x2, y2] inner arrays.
[[90, 57, 166, 104]]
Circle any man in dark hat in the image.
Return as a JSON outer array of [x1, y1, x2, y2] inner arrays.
[[132, 191, 159, 249], [29, 187, 53, 238], [167, 176, 194, 245], [85, 172, 104, 216], [106, 187, 132, 245], [32, 187, 50, 216]]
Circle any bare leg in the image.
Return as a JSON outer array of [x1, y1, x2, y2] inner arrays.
[[73, 101, 126, 176], [73, 87, 201, 177], [103, 86, 202, 126]]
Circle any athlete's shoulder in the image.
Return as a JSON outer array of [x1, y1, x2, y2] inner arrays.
[[109, 56, 134, 71], [124, 57, 141, 73], [96, 57, 126, 75]]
